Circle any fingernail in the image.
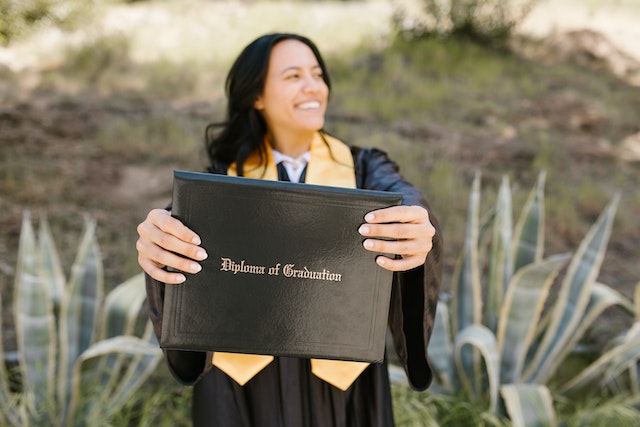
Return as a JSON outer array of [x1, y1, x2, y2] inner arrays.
[[363, 240, 374, 249], [376, 257, 387, 266], [191, 263, 202, 273], [197, 250, 208, 260], [192, 236, 201, 245], [358, 225, 369, 235], [365, 213, 374, 222], [176, 274, 187, 283]]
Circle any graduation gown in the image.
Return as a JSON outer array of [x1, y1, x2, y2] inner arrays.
[[145, 146, 443, 426]]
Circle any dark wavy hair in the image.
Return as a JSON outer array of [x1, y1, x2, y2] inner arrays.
[[205, 33, 332, 176]]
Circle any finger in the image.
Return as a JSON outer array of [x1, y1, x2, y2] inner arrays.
[[138, 257, 187, 284], [137, 218, 207, 262], [359, 222, 432, 241], [136, 238, 204, 275], [362, 237, 432, 260], [148, 209, 202, 246], [375, 254, 425, 272], [364, 205, 429, 224], [150, 226, 208, 262]]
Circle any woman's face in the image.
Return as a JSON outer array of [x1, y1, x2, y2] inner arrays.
[[254, 39, 329, 145]]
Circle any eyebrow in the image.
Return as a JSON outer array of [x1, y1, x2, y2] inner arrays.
[[279, 64, 322, 76]]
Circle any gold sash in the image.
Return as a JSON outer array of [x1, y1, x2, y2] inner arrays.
[[215, 132, 369, 391]]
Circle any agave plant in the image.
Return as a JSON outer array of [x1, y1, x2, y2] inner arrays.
[[0, 213, 161, 426], [425, 171, 639, 425], [558, 281, 640, 397]]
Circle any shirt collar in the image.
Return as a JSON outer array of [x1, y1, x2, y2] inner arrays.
[[271, 149, 311, 182]]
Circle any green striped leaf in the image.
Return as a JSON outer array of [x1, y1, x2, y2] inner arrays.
[[524, 195, 619, 383], [498, 254, 569, 384], [38, 218, 66, 319], [14, 213, 57, 421], [512, 171, 545, 272], [57, 217, 104, 424], [451, 172, 483, 392], [100, 273, 147, 340], [89, 273, 150, 416], [103, 324, 162, 417], [551, 282, 635, 386], [486, 176, 513, 333], [454, 324, 500, 414], [452, 171, 483, 333], [501, 383, 556, 427], [560, 323, 640, 395], [67, 335, 162, 424]]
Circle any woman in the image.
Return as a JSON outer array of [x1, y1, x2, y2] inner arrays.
[[137, 33, 443, 426]]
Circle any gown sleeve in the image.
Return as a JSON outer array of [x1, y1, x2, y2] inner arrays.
[[144, 162, 231, 385], [351, 146, 443, 391], [145, 274, 211, 385]]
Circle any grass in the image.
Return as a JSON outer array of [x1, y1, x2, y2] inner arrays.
[[392, 382, 511, 426], [108, 365, 193, 426]]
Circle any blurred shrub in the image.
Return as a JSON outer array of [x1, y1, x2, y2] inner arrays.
[[0, 0, 95, 45], [62, 33, 132, 84], [393, 0, 541, 44]]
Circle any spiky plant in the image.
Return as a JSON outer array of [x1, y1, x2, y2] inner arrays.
[[423, 171, 639, 425], [0, 213, 161, 426]]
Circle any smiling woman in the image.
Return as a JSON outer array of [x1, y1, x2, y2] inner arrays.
[[136, 33, 443, 426], [254, 39, 329, 158]]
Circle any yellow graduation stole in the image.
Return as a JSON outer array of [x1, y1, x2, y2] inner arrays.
[[214, 132, 369, 391]]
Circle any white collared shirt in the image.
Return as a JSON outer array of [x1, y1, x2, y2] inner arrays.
[[271, 149, 311, 183]]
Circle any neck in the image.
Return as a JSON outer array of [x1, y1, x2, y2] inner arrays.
[[267, 130, 317, 158]]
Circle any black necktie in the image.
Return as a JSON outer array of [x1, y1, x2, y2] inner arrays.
[[276, 162, 290, 182], [277, 161, 308, 183]]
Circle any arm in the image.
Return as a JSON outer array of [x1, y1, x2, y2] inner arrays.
[[137, 208, 211, 384], [352, 147, 443, 390]]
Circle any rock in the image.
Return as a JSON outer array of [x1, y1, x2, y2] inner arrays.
[[617, 132, 640, 162], [547, 29, 640, 85]]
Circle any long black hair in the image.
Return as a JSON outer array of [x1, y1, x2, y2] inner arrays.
[[205, 33, 332, 175]]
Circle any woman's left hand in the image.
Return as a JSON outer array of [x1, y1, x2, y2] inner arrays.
[[359, 205, 436, 272]]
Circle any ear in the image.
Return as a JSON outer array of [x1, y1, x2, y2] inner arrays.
[[254, 95, 264, 110]]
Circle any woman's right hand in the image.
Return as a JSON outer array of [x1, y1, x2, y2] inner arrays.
[[136, 209, 208, 284]]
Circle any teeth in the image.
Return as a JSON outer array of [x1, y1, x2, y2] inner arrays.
[[298, 101, 320, 110]]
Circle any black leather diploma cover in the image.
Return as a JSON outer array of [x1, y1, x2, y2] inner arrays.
[[160, 171, 402, 362]]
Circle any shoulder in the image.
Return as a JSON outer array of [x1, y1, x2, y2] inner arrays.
[[321, 131, 395, 168], [349, 145, 400, 177]]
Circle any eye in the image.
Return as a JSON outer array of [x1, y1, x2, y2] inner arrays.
[[285, 73, 300, 80]]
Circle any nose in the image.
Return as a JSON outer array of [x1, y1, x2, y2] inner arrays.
[[302, 74, 322, 93]]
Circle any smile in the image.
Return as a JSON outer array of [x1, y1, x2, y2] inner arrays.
[[297, 101, 321, 110]]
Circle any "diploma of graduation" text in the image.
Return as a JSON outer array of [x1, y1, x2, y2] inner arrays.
[[219, 257, 343, 282]]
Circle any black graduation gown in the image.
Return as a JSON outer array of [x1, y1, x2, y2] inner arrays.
[[145, 146, 443, 427]]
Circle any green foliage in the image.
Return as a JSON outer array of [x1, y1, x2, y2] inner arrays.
[[393, 0, 541, 44], [0, 213, 161, 426], [63, 34, 132, 82], [111, 368, 193, 426], [426, 171, 640, 424], [392, 380, 510, 426], [0, 0, 94, 46], [556, 392, 640, 427]]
